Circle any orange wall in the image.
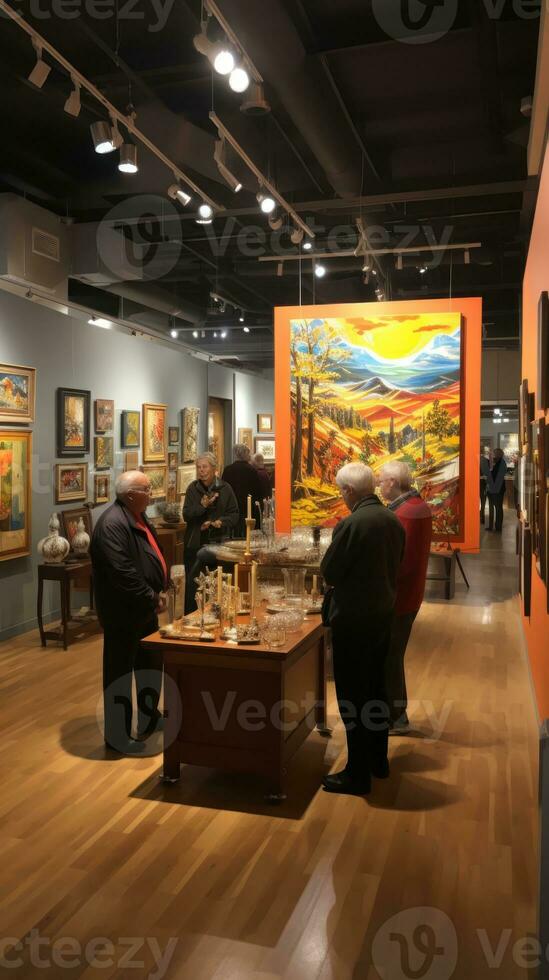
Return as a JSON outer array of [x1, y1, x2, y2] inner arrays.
[[275, 298, 482, 551], [522, 139, 549, 722]]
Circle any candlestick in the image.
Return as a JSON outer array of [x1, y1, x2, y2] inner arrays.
[[247, 494, 252, 519], [234, 562, 239, 589], [312, 574, 318, 593], [217, 565, 222, 604]]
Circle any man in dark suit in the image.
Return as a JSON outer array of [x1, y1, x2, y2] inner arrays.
[[487, 447, 508, 532], [320, 463, 405, 796], [90, 471, 167, 755], [222, 444, 262, 537]]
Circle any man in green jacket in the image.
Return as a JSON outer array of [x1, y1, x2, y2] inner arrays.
[[320, 463, 405, 796]]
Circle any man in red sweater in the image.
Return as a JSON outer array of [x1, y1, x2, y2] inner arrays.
[[377, 462, 432, 734]]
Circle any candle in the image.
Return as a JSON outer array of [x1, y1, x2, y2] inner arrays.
[[312, 574, 318, 593], [217, 565, 222, 604], [251, 561, 257, 611], [234, 563, 239, 589], [247, 494, 252, 519]]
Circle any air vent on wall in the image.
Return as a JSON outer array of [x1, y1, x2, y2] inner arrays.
[[32, 227, 60, 262]]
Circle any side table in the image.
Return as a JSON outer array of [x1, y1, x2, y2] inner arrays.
[[37, 560, 101, 650]]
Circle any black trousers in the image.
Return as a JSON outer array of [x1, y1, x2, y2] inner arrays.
[[331, 616, 392, 777], [488, 490, 505, 531], [384, 611, 417, 726], [480, 479, 488, 523], [102, 620, 162, 747]]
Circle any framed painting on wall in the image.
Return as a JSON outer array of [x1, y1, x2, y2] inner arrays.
[[121, 410, 140, 448], [255, 436, 275, 462], [94, 473, 110, 504], [143, 403, 167, 463], [142, 463, 167, 500], [238, 428, 253, 452], [0, 430, 32, 561], [55, 463, 88, 504], [538, 291, 549, 412], [520, 522, 532, 617], [169, 427, 179, 445], [168, 452, 178, 470], [167, 468, 177, 503], [177, 463, 195, 496], [57, 387, 91, 457], [0, 363, 36, 424], [60, 508, 92, 551], [94, 436, 113, 470], [94, 399, 114, 433], [257, 413, 273, 433], [181, 407, 199, 462], [124, 450, 139, 471], [519, 380, 530, 452], [532, 419, 547, 582]]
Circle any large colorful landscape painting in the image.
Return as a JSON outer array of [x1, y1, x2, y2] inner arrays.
[[0, 430, 31, 561], [290, 312, 463, 537]]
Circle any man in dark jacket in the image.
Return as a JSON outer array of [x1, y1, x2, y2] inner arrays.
[[320, 463, 405, 796], [222, 444, 262, 537], [251, 452, 273, 503], [90, 471, 167, 755], [378, 461, 432, 734], [183, 452, 239, 611], [487, 447, 508, 532]]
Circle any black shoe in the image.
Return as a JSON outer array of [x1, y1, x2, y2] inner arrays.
[[104, 737, 146, 755], [370, 758, 390, 779], [322, 770, 371, 796]]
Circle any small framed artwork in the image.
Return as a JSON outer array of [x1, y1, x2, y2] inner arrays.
[[94, 473, 111, 504], [254, 436, 275, 462], [238, 428, 253, 451], [177, 463, 195, 496], [181, 407, 199, 462], [167, 468, 177, 503], [94, 436, 113, 470], [55, 463, 88, 504], [538, 291, 549, 412], [0, 363, 36, 424], [0, 430, 32, 561], [142, 463, 167, 500], [520, 522, 532, 617], [169, 427, 179, 445], [143, 403, 167, 463], [124, 450, 139, 471], [168, 451, 178, 470], [257, 413, 273, 433], [57, 387, 91, 457], [61, 508, 92, 551], [121, 410, 140, 448], [519, 380, 530, 452], [532, 418, 547, 583], [94, 398, 114, 433]]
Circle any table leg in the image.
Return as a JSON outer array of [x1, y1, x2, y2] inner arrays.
[[315, 631, 332, 737], [454, 549, 470, 589], [37, 573, 46, 647]]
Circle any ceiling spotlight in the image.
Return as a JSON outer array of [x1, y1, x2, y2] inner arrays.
[[303, 241, 313, 251], [201, 329, 206, 339], [240, 81, 271, 116], [28, 41, 51, 88], [257, 191, 276, 215], [268, 212, 283, 231], [315, 264, 326, 278], [90, 120, 115, 154], [221, 330, 228, 339], [214, 140, 242, 193], [64, 78, 81, 117], [291, 227, 304, 245], [362, 262, 371, 272], [192, 330, 199, 339], [371, 269, 377, 276], [170, 328, 178, 339], [239, 313, 245, 323], [88, 316, 111, 329], [229, 65, 250, 93], [168, 183, 192, 206], [193, 31, 235, 77], [109, 117, 124, 150], [419, 265, 428, 275], [214, 48, 235, 76], [243, 326, 250, 333], [213, 331, 218, 338], [119, 144, 138, 174], [494, 408, 502, 415], [503, 417, 510, 423], [363, 271, 370, 285], [198, 203, 213, 220]]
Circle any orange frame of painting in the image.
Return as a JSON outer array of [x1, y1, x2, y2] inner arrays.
[[275, 298, 482, 552]]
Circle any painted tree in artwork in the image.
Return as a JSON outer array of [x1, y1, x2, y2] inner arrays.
[[290, 321, 351, 495], [425, 399, 453, 442]]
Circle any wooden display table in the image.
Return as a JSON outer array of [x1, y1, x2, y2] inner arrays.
[[141, 614, 327, 799], [37, 560, 100, 650], [426, 547, 470, 600]]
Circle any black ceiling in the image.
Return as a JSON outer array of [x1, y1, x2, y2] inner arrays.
[[0, 0, 541, 370]]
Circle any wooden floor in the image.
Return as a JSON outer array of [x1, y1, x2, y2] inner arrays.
[[0, 513, 539, 979]]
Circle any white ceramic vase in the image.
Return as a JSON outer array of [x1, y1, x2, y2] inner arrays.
[[71, 517, 90, 557], [38, 513, 70, 564]]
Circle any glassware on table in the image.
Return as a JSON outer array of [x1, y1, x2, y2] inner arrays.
[[261, 620, 287, 649], [265, 609, 303, 635], [168, 564, 185, 623], [282, 566, 307, 597]]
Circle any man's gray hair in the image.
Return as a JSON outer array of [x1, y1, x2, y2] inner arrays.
[[233, 443, 251, 461], [196, 451, 217, 469], [115, 471, 141, 499], [335, 463, 375, 496], [252, 452, 264, 466], [381, 461, 412, 492]]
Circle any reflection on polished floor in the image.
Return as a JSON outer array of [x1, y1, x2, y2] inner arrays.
[[0, 507, 538, 979]]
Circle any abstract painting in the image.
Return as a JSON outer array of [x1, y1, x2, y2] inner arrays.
[[238, 428, 253, 451], [94, 436, 113, 470], [124, 451, 139, 472], [0, 430, 32, 561], [181, 407, 199, 462], [177, 463, 195, 496], [255, 436, 275, 462], [121, 410, 140, 448], [95, 399, 114, 433], [142, 463, 167, 500], [57, 388, 91, 457], [55, 463, 88, 504], [290, 312, 463, 537], [143, 403, 167, 463], [0, 363, 35, 424]]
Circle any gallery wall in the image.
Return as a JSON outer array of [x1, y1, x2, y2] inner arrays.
[[0, 288, 273, 640], [521, 136, 549, 722]]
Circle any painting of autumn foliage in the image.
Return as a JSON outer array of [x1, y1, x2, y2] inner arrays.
[[290, 312, 463, 537]]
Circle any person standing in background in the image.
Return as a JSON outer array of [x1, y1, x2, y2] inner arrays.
[[251, 452, 272, 503], [480, 454, 493, 526], [222, 444, 262, 537], [487, 447, 508, 532]]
